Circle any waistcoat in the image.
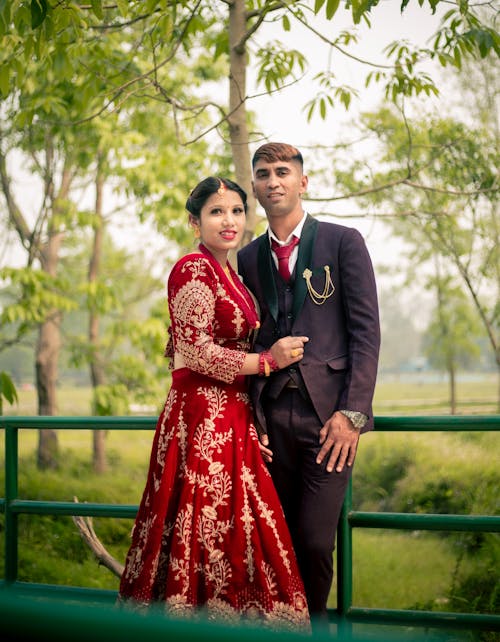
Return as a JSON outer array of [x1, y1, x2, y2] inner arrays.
[[264, 264, 308, 400]]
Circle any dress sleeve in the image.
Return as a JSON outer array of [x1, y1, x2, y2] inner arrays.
[[167, 256, 247, 383]]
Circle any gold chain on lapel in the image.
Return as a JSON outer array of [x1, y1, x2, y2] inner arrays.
[[302, 267, 335, 305]]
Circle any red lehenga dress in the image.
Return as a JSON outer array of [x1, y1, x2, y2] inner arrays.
[[118, 245, 309, 629]]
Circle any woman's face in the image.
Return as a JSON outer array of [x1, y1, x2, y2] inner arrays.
[[192, 189, 246, 264]]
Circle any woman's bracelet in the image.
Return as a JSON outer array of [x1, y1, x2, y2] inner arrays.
[[258, 350, 279, 377]]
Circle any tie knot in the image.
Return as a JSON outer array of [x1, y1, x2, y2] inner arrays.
[[271, 236, 299, 260], [271, 236, 299, 281]]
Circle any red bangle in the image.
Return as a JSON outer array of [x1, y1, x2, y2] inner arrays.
[[258, 352, 267, 377], [261, 350, 279, 372], [258, 350, 280, 377]]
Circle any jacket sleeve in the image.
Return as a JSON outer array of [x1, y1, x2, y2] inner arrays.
[[338, 228, 380, 416]]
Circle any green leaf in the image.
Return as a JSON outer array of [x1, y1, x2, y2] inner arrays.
[[320, 96, 326, 119], [0, 372, 19, 406], [326, 0, 340, 20], [90, 0, 104, 20], [304, 99, 316, 122], [31, 0, 47, 29], [116, 0, 129, 17], [0, 63, 9, 97], [314, 0, 327, 15]]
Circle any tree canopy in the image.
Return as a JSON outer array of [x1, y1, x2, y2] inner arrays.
[[0, 0, 498, 460]]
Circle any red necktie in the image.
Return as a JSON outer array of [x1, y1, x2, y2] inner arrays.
[[271, 236, 300, 281]]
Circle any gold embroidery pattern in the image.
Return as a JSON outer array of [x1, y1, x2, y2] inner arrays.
[[120, 254, 310, 629], [171, 259, 246, 383], [216, 279, 246, 338], [153, 391, 177, 492], [241, 465, 291, 574], [123, 511, 157, 583]]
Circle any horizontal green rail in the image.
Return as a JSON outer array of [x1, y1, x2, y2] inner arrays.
[[6, 500, 137, 518], [0, 588, 437, 642], [1, 414, 500, 638], [2, 414, 500, 430], [350, 511, 499, 531]]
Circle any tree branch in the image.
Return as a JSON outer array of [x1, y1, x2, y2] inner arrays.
[[0, 140, 33, 251], [281, 1, 394, 70], [72, 497, 124, 579]]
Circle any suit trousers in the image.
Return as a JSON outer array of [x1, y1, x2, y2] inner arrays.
[[262, 387, 352, 620]]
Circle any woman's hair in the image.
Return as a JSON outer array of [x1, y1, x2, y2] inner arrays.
[[251, 142, 303, 170], [185, 177, 247, 219]]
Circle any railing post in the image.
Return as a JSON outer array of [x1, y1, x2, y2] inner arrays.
[[4, 424, 19, 584], [337, 478, 353, 639]]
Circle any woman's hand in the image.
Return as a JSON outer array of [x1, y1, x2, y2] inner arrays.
[[258, 432, 273, 464]]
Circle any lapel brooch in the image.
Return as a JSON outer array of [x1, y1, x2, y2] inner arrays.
[[302, 267, 335, 305]]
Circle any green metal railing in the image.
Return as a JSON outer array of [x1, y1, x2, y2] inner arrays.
[[1, 415, 499, 639]]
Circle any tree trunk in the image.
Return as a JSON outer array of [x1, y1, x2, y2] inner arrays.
[[89, 156, 107, 474], [36, 159, 72, 469], [496, 354, 500, 413], [449, 361, 456, 415], [497, 372, 500, 413], [228, 0, 257, 250], [36, 234, 63, 469], [92, 429, 107, 474]]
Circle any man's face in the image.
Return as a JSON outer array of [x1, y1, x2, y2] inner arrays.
[[252, 159, 308, 219]]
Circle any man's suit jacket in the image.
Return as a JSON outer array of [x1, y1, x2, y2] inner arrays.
[[237, 215, 380, 434]]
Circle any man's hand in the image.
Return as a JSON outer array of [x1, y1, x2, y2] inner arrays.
[[316, 411, 360, 473]]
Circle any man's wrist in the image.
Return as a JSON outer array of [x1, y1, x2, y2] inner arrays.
[[339, 409, 367, 430]]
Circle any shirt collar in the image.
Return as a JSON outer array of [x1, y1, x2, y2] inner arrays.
[[268, 211, 308, 246]]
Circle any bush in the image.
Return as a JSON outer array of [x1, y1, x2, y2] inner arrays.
[[353, 433, 413, 511], [397, 477, 471, 515]]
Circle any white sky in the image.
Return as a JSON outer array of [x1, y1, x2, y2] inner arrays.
[[1, 1, 454, 313], [251, 1, 445, 143], [245, 2, 447, 299]]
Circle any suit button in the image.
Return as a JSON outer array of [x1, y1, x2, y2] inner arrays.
[[287, 312, 292, 319]]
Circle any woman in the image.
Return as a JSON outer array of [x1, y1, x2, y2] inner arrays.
[[118, 177, 310, 629]]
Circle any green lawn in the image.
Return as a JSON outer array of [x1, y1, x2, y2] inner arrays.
[[373, 376, 498, 414], [5, 375, 498, 417], [1, 375, 498, 622]]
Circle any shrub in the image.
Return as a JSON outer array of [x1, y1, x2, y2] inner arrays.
[[353, 433, 413, 511]]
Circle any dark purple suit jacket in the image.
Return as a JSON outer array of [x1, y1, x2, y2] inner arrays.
[[237, 215, 380, 433]]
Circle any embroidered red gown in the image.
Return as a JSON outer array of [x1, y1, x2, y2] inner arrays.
[[119, 246, 309, 629]]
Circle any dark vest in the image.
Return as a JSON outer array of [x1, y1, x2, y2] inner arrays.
[[263, 263, 308, 400]]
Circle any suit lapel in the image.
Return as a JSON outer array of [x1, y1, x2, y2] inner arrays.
[[292, 216, 318, 321], [257, 234, 279, 322]]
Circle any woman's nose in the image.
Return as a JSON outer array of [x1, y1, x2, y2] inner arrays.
[[223, 210, 236, 224]]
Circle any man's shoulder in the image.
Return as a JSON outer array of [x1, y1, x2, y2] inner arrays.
[[238, 234, 266, 259], [314, 219, 366, 248], [316, 218, 359, 236]]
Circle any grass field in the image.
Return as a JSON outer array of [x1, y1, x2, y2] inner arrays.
[[1, 375, 498, 635], [5, 374, 498, 417]]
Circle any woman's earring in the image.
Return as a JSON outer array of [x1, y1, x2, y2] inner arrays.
[[193, 227, 200, 238]]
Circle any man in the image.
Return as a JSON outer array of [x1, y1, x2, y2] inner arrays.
[[237, 142, 380, 624]]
